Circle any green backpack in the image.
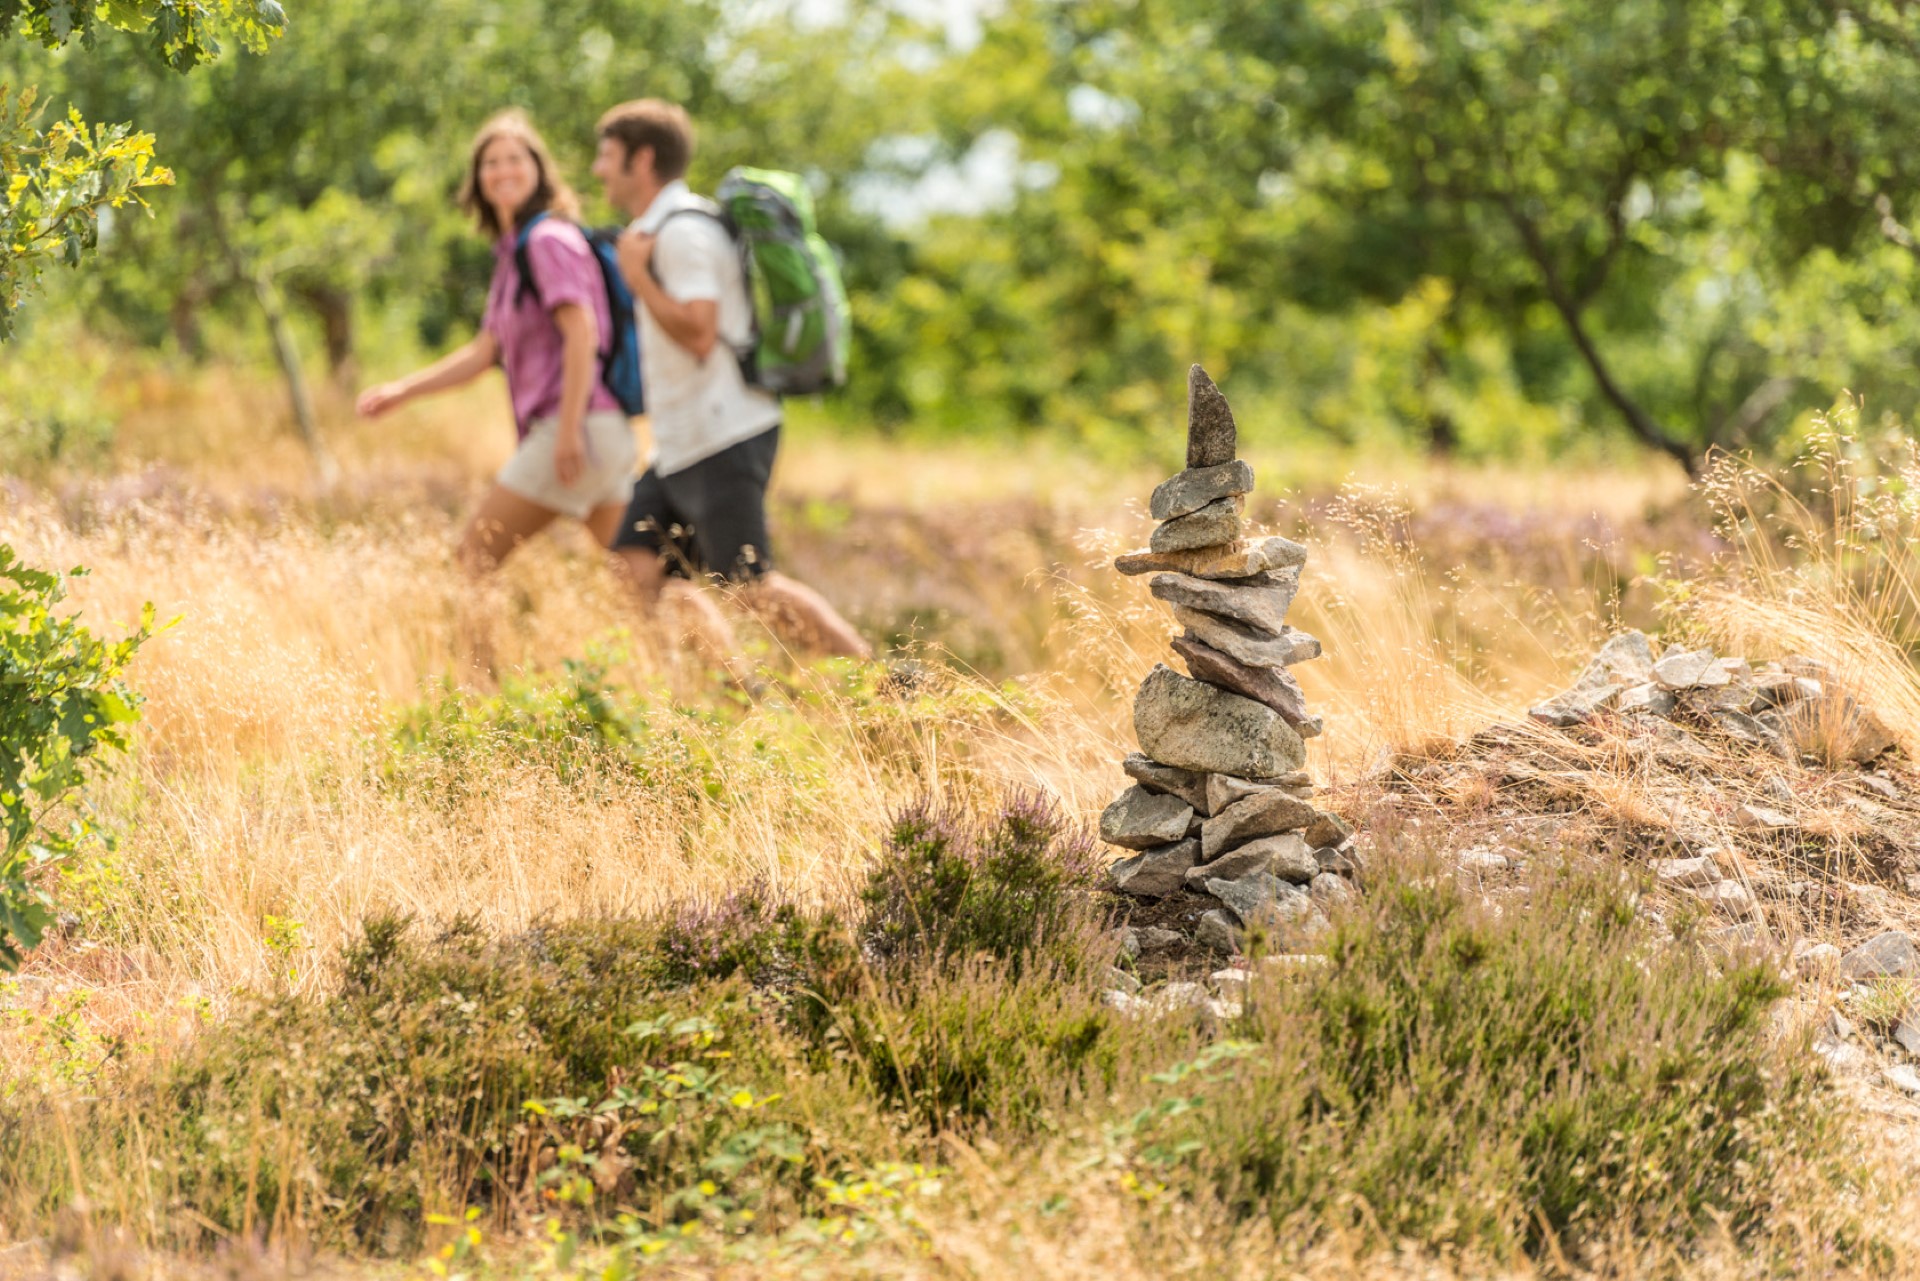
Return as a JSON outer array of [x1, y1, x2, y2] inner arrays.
[[710, 168, 851, 396]]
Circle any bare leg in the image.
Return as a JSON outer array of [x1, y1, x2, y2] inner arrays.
[[583, 499, 627, 549], [454, 485, 559, 681], [738, 571, 872, 661], [459, 484, 560, 574], [613, 546, 751, 684]]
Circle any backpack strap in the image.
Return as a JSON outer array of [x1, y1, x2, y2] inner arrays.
[[651, 206, 761, 384], [511, 210, 553, 310]]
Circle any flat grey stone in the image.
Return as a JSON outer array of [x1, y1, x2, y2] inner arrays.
[[1884, 1064, 1920, 1096], [1171, 636, 1315, 730], [1841, 931, 1920, 981], [1189, 831, 1316, 887], [1653, 857, 1720, 888], [1183, 840, 1277, 888], [1314, 845, 1356, 874], [1186, 365, 1237, 469], [1121, 752, 1212, 814], [1617, 682, 1677, 716], [1208, 878, 1318, 938], [1114, 535, 1309, 580], [1134, 664, 1307, 778], [1529, 632, 1658, 725], [1856, 773, 1901, 801], [1108, 838, 1199, 898], [1714, 710, 1793, 759], [1309, 871, 1354, 908], [1653, 648, 1718, 691], [1150, 460, 1255, 521], [1174, 607, 1314, 669], [1136, 926, 1183, 953], [1195, 909, 1242, 954], [1697, 881, 1753, 915], [1150, 497, 1242, 553], [1152, 567, 1300, 637], [1099, 785, 1194, 850], [1201, 790, 1317, 860], [1303, 812, 1352, 850], [1207, 773, 1279, 814], [1106, 966, 1142, 996], [1893, 1014, 1920, 1058], [1734, 804, 1794, 830], [1792, 942, 1841, 979]]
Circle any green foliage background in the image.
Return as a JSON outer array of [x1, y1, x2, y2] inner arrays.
[[12, 0, 1920, 465]]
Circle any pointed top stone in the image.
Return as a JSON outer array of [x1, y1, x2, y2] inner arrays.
[[1187, 365, 1237, 469]]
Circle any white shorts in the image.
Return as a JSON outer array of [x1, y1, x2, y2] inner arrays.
[[496, 411, 637, 521]]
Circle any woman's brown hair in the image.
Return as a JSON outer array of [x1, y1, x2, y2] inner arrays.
[[457, 109, 581, 238]]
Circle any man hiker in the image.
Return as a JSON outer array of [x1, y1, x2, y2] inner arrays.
[[589, 98, 871, 670]]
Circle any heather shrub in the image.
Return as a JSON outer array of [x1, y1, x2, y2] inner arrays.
[[0, 917, 818, 1253], [861, 791, 1105, 976], [1129, 853, 1852, 1265]]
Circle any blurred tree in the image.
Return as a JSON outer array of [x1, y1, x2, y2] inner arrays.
[[0, 0, 284, 336]]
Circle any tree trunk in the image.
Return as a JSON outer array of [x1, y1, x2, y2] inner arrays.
[[1504, 203, 1700, 474], [253, 271, 339, 489], [295, 283, 357, 385]]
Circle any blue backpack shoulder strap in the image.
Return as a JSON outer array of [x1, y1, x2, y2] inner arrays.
[[511, 210, 553, 309]]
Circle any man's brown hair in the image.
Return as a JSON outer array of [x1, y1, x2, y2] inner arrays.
[[458, 109, 581, 238], [597, 99, 695, 182]]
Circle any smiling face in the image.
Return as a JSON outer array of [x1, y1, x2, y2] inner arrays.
[[478, 134, 541, 228]]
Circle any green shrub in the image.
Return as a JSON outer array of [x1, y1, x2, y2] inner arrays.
[[861, 791, 1104, 976], [1130, 855, 1849, 1265], [0, 545, 149, 969], [0, 916, 819, 1252]]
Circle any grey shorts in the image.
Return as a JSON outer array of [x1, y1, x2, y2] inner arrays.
[[496, 411, 637, 520]]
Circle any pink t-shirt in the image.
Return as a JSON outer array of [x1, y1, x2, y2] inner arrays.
[[481, 217, 620, 437]]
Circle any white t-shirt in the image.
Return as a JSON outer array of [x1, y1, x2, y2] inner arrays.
[[632, 179, 781, 476]]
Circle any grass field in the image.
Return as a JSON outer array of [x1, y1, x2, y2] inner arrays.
[[3, 376, 1919, 1277]]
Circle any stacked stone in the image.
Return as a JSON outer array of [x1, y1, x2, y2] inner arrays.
[[1098, 366, 1352, 953]]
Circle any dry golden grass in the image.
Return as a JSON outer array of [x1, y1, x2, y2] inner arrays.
[[8, 376, 1920, 1276]]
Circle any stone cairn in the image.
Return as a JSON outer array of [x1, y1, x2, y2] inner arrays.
[[1101, 366, 1356, 954]]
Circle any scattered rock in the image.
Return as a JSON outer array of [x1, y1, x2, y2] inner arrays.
[[1764, 775, 1798, 806], [1150, 497, 1243, 553], [1733, 803, 1794, 830], [1303, 811, 1353, 850], [1841, 931, 1920, 981], [1653, 648, 1719, 691], [1201, 790, 1318, 860], [1106, 967, 1142, 996], [1185, 365, 1237, 468], [1115, 927, 1140, 960], [1697, 881, 1754, 915], [1893, 1014, 1920, 1059], [1793, 941, 1842, 979], [1150, 460, 1255, 520], [1314, 845, 1357, 874], [1134, 664, 1307, 778], [1151, 567, 1301, 637], [1617, 683, 1677, 716], [1108, 839, 1200, 897], [1122, 752, 1212, 814], [1134, 926, 1184, 953], [1206, 873, 1313, 929], [1653, 857, 1721, 889], [1884, 1064, 1920, 1096], [1458, 849, 1512, 873], [1855, 773, 1901, 801], [1100, 786, 1194, 850], [1196, 909, 1242, 954], [1529, 632, 1659, 725]]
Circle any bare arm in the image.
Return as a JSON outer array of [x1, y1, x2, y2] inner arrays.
[[548, 302, 599, 486], [357, 332, 500, 417], [616, 232, 721, 361]]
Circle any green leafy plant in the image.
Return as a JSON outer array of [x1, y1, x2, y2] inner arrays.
[[1, 0, 287, 334], [0, 544, 149, 969]]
